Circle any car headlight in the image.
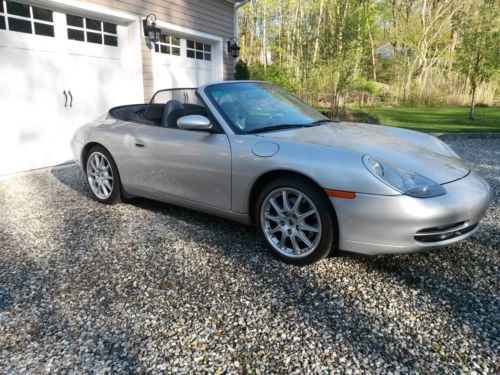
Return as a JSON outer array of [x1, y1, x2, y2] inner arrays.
[[363, 155, 446, 198]]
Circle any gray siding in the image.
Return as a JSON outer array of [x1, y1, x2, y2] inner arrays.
[[86, 0, 235, 100]]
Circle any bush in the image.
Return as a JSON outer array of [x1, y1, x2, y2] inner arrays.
[[350, 77, 380, 95], [234, 60, 250, 80], [248, 64, 298, 93]]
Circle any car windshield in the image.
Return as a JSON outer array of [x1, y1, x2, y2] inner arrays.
[[204, 82, 329, 134]]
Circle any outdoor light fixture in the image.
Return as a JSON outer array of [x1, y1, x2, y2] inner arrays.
[[227, 37, 241, 58], [143, 14, 161, 44]]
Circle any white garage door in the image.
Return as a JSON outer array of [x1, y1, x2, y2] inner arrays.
[[152, 34, 216, 92], [0, 1, 140, 175]]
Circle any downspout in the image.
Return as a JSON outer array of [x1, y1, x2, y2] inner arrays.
[[228, 0, 249, 80], [234, 0, 250, 38]]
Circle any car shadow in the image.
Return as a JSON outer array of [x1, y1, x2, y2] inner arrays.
[[50, 165, 95, 202]]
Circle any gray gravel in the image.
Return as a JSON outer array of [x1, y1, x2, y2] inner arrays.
[[0, 134, 498, 373]]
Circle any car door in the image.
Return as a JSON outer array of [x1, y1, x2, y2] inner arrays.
[[128, 124, 232, 210]]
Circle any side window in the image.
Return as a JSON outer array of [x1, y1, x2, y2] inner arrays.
[[66, 14, 118, 46], [0, 1, 54, 37], [186, 40, 212, 61], [154, 34, 181, 56]]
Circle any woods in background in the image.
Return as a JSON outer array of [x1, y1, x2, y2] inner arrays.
[[237, 0, 500, 119]]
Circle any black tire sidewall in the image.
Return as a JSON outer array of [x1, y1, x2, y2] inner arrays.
[[85, 146, 122, 205], [255, 176, 337, 266]]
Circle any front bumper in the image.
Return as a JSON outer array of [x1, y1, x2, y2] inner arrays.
[[331, 172, 492, 255]]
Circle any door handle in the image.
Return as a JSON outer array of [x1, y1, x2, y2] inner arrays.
[[63, 90, 68, 107], [68, 90, 73, 107], [134, 139, 145, 148]]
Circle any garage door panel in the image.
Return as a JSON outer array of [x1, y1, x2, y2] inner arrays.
[[152, 34, 216, 91], [104, 59, 132, 107], [0, 45, 8, 83], [65, 40, 121, 59], [0, 5, 141, 175], [0, 45, 64, 174], [64, 54, 108, 129]]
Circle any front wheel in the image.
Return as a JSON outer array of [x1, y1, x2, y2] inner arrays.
[[256, 177, 337, 265]]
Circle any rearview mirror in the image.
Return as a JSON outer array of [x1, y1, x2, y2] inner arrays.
[[177, 115, 212, 131]]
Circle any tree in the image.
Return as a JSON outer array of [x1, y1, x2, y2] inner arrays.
[[456, 0, 499, 120]]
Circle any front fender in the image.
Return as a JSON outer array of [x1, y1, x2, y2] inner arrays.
[[229, 135, 398, 214]]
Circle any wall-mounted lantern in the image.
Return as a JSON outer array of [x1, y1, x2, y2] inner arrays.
[[143, 14, 161, 44], [227, 37, 241, 59]]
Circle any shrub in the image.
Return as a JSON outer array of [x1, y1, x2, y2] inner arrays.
[[234, 60, 250, 80], [248, 64, 298, 93], [350, 77, 380, 95]]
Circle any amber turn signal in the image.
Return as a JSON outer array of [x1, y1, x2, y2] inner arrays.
[[324, 189, 356, 199]]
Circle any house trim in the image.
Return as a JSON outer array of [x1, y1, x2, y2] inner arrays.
[[27, 0, 139, 23]]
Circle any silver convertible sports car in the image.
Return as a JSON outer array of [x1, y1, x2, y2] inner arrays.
[[71, 81, 491, 265]]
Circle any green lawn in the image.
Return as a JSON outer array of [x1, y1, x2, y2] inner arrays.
[[348, 106, 500, 133]]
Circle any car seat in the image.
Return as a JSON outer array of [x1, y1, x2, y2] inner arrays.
[[162, 99, 186, 128]]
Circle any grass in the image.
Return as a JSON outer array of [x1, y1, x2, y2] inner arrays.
[[336, 106, 500, 133]]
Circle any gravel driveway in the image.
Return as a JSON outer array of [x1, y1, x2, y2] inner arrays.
[[0, 135, 498, 373]]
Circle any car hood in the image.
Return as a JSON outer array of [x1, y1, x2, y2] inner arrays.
[[258, 122, 469, 184]]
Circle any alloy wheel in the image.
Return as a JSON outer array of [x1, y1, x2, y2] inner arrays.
[[260, 187, 322, 258]]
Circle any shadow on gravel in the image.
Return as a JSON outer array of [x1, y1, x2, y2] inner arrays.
[[50, 166, 95, 202], [471, 221, 500, 248], [0, 173, 141, 372], [0, 287, 15, 311]]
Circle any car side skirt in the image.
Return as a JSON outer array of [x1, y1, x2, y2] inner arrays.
[[124, 186, 252, 225]]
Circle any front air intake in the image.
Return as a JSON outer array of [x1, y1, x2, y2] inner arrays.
[[414, 221, 478, 243]]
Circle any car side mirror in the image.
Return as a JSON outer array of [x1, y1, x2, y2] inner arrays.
[[177, 115, 212, 131]]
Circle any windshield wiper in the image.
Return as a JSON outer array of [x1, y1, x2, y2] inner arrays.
[[310, 119, 334, 125], [247, 124, 310, 134]]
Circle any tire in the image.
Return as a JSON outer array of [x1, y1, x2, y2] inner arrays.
[[85, 145, 122, 205], [255, 176, 337, 265]]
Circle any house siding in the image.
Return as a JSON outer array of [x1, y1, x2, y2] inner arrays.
[[84, 0, 235, 100]]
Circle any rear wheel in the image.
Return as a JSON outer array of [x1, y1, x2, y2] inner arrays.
[[256, 177, 336, 265], [85, 146, 122, 204]]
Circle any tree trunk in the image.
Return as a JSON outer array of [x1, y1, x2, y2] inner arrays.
[[278, 4, 282, 64], [367, 21, 376, 81], [313, 0, 324, 63], [469, 84, 476, 120], [262, 0, 267, 67]]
